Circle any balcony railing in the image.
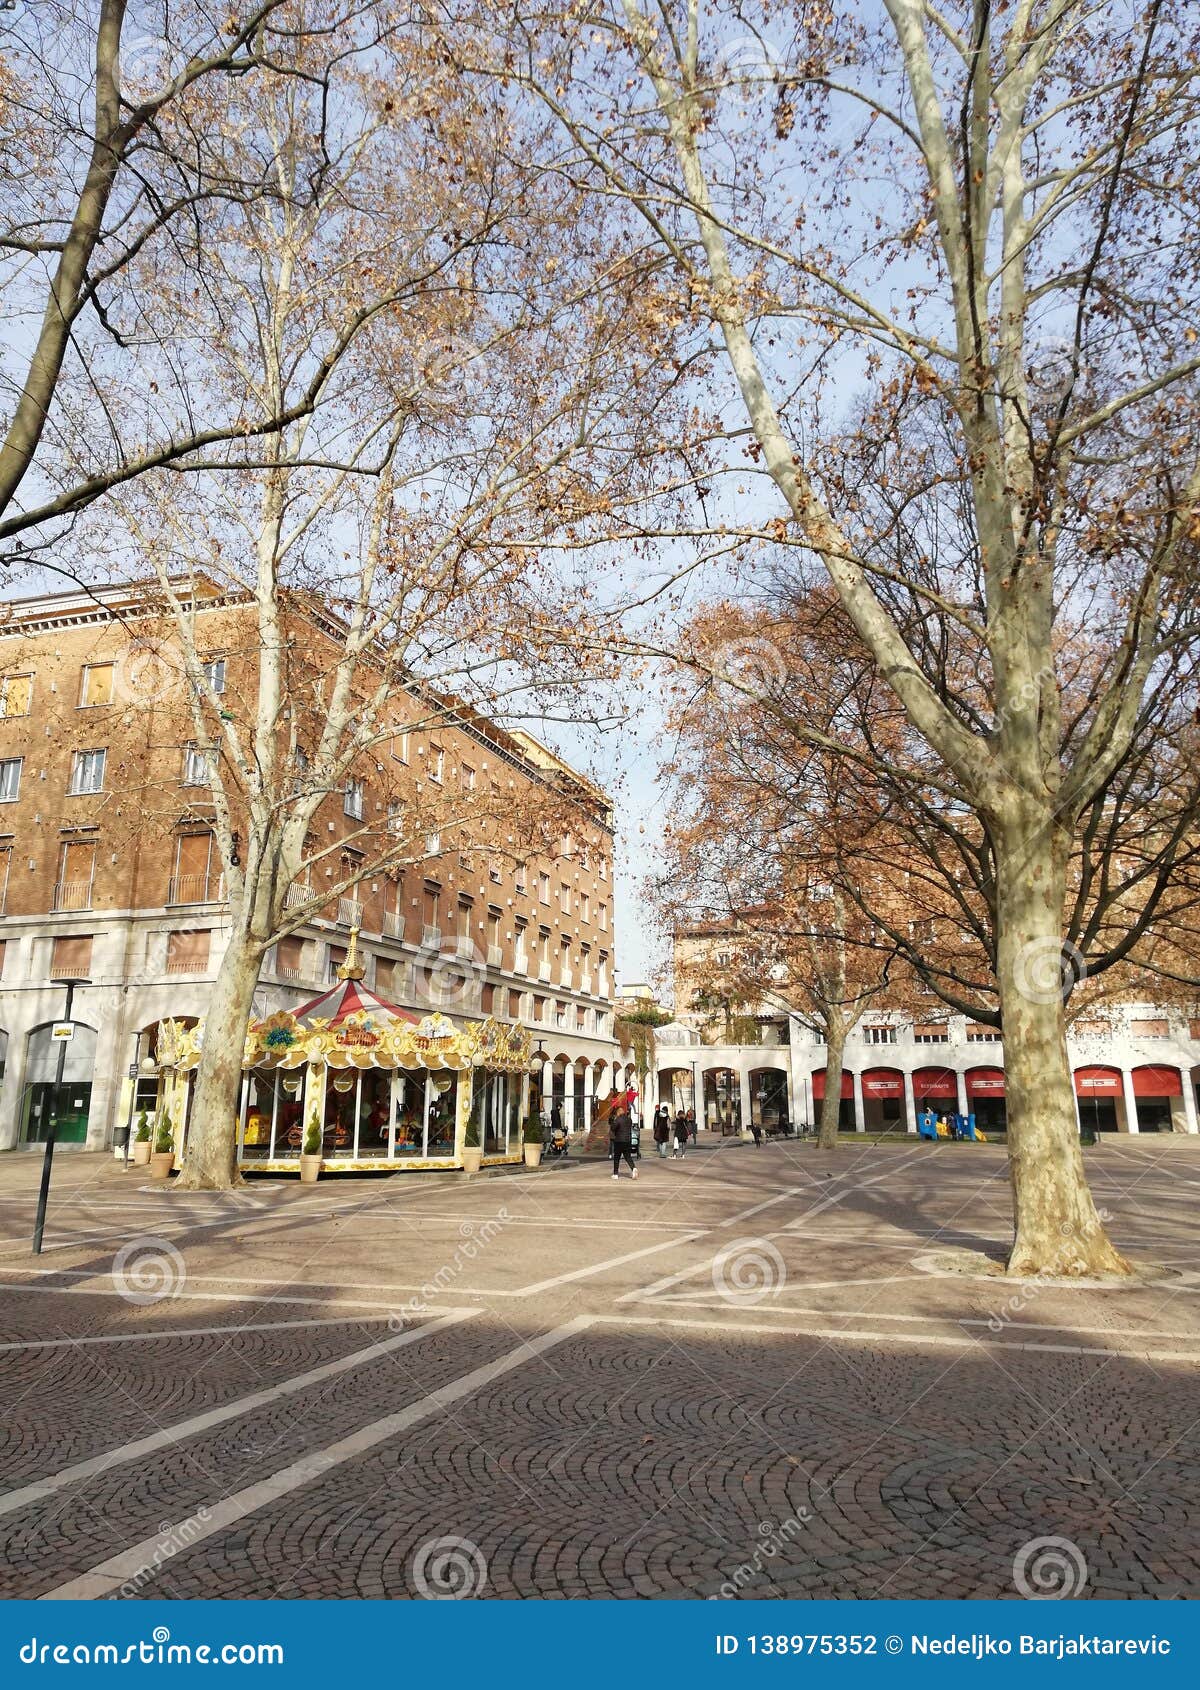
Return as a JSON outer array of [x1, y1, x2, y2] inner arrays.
[[164, 956, 209, 975], [383, 909, 405, 939], [538, 960, 552, 982], [284, 881, 315, 911], [487, 945, 503, 967], [421, 925, 441, 949], [513, 948, 528, 974], [337, 897, 363, 928], [52, 878, 94, 912], [168, 872, 226, 906]]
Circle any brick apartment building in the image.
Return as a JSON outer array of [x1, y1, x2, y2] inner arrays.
[[0, 584, 631, 1156]]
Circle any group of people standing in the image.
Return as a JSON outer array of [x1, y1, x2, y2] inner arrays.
[[652, 1104, 696, 1160]]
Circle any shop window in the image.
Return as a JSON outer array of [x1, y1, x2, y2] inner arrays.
[[50, 933, 93, 977], [166, 929, 211, 974], [0, 674, 31, 718], [79, 663, 114, 707], [20, 1021, 98, 1144]]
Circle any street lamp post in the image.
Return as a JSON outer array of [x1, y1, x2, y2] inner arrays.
[[32, 976, 90, 1255]]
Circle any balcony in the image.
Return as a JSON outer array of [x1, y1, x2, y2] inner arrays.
[[52, 879, 94, 912], [337, 897, 363, 928], [513, 948, 528, 974], [538, 961, 552, 982], [383, 909, 405, 940], [284, 881, 315, 911], [168, 872, 226, 906], [487, 945, 503, 967], [421, 925, 441, 949], [580, 974, 593, 996]]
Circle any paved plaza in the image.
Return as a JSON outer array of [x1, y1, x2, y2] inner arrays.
[[0, 1137, 1198, 1601]]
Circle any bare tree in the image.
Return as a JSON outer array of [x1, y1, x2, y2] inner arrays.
[[487, 0, 1200, 1274]]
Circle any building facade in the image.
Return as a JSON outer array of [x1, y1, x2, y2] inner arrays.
[[661, 923, 1200, 1136], [0, 586, 631, 1157]]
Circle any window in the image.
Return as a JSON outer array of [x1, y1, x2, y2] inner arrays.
[[429, 743, 445, 782], [514, 918, 528, 969], [50, 933, 93, 977], [580, 892, 590, 922], [0, 758, 21, 802], [344, 778, 364, 820], [69, 749, 106, 795], [170, 831, 222, 904], [182, 742, 215, 786], [55, 839, 96, 910], [166, 929, 211, 973], [599, 856, 608, 880], [913, 1024, 950, 1044], [539, 872, 550, 905], [0, 674, 31, 718], [560, 939, 572, 984], [422, 883, 441, 942], [386, 802, 405, 836], [966, 1023, 1000, 1043], [555, 1001, 567, 1028], [79, 663, 114, 707], [327, 944, 348, 982], [424, 828, 441, 855], [488, 856, 502, 883], [0, 939, 5, 978], [1132, 1018, 1169, 1038], [598, 901, 608, 932], [275, 935, 305, 979], [201, 657, 226, 695], [0, 844, 10, 914], [461, 763, 476, 793], [458, 898, 473, 941], [560, 882, 571, 916], [538, 927, 550, 968], [493, 985, 508, 1019], [863, 1025, 898, 1045], [374, 956, 395, 997], [390, 731, 410, 764], [515, 864, 527, 895], [487, 908, 502, 956]]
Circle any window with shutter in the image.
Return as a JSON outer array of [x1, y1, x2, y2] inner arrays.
[[51, 933, 93, 976]]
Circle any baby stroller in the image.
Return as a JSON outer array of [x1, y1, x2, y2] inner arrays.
[[545, 1124, 570, 1159]]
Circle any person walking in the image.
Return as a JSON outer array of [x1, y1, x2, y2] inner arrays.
[[686, 1106, 698, 1146], [750, 1118, 763, 1148], [672, 1109, 688, 1159], [610, 1104, 637, 1180], [653, 1105, 671, 1158]]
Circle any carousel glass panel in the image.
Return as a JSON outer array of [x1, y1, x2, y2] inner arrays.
[[473, 1071, 509, 1155], [427, 1072, 458, 1156], [323, 1069, 359, 1158], [392, 1072, 426, 1156], [241, 1067, 301, 1161]]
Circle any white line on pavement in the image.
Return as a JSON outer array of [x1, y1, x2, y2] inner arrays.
[[515, 1234, 708, 1296], [0, 1313, 399, 1353], [0, 1307, 478, 1522], [596, 1312, 1200, 1363], [641, 1298, 1200, 1339], [40, 1315, 594, 1600]]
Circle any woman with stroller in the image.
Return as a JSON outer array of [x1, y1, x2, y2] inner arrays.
[[672, 1108, 689, 1159]]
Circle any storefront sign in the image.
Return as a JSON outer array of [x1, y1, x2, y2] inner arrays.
[[50, 1023, 74, 1043]]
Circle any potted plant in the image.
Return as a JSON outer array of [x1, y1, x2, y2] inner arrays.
[[132, 1109, 153, 1167], [461, 1112, 483, 1175], [299, 1115, 323, 1184], [149, 1111, 175, 1180], [522, 1113, 544, 1169]]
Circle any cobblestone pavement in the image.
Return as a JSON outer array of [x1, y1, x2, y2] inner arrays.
[[1, 1136, 1198, 1600]]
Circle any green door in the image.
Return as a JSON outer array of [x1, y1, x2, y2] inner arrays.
[[22, 1082, 92, 1144]]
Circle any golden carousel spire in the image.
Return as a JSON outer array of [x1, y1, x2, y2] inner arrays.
[[337, 924, 365, 982]]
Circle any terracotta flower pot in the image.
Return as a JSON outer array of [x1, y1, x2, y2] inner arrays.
[[523, 1142, 543, 1168], [131, 1139, 152, 1167], [149, 1150, 175, 1181], [299, 1153, 322, 1185], [461, 1145, 483, 1175]]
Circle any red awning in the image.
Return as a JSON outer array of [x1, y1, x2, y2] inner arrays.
[[288, 977, 419, 1029], [811, 1069, 854, 1101], [1132, 1065, 1182, 1098], [912, 1067, 957, 1100], [1074, 1066, 1122, 1098], [861, 1068, 905, 1099], [966, 1067, 1005, 1098]]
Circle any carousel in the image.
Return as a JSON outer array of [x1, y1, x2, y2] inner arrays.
[[153, 932, 534, 1172]]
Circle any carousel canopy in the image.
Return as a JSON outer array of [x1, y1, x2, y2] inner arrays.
[[290, 977, 418, 1030]]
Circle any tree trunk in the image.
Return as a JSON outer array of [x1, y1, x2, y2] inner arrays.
[[818, 1024, 846, 1150], [174, 928, 262, 1190], [995, 823, 1129, 1277]]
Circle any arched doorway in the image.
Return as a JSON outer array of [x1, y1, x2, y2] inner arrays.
[[812, 1067, 855, 1130], [703, 1067, 741, 1134], [20, 1022, 99, 1145], [966, 1066, 1006, 1130], [912, 1066, 958, 1123], [1074, 1065, 1124, 1133], [1132, 1064, 1184, 1133], [861, 1067, 905, 1132], [749, 1068, 789, 1134]]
